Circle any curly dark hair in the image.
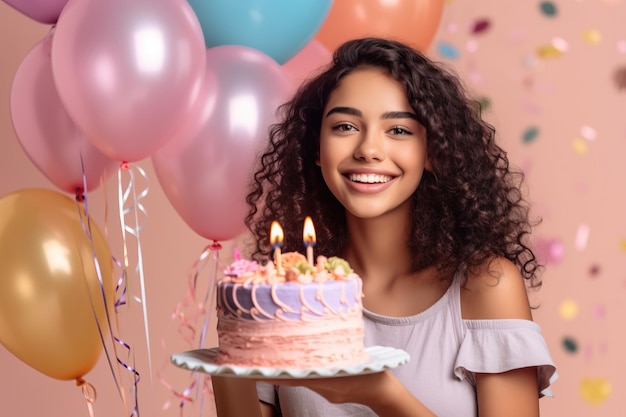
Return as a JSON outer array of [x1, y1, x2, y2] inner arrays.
[[245, 37, 541, 288]]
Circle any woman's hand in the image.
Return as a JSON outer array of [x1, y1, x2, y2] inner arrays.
[[264, 370, 436, 417]]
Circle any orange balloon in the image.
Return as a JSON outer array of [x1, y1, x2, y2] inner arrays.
[[283, 39, 332, 89], [315, 0, 445, 53], [0, 188, 114, 380]]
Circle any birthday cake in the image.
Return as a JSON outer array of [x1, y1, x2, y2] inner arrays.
[[215, 251, 369, 369]]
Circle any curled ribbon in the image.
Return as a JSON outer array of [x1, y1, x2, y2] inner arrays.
[[76, 377, 96, 417], [117, 162, 153, 382], [159, 241, 222, 416], [76, 155, 139, 416]]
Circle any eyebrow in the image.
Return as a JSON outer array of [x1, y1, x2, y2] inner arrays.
[[325, 106, 418, 120]]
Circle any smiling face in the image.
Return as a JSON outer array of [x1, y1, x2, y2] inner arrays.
[[318, 68, 430, 221]]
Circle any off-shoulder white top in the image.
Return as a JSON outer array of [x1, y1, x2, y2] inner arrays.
[[257, 273, 558, 416]]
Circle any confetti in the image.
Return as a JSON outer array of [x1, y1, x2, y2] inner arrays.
[[510, 29, 528, 44], [582, 29, 602, 45], [477, 96, 491, 111], [539, 1, 558, 17], [592, 305, 606, 319], [580, 378, 611, 405], [470, 18, 491, 34], [614, 66, 626, 90], [562, 336, 578, 353], [444, 21, 458, 34], [551, 37, 569, 52], [573, 137, 588, 154], [468, 69, 484, 85], [559, 299, 579, 320], [466, 39, 478, 53], [522, 76, 534, 90], [522, 126, 539, 143], [537, 81, 556, 94], [575, 224, 590, 250], [534, 237, 564, 264], [521, 101, 542, 115], [512, 154, 530, 173], [536, 44, 563, 59], [589, 264, 601, 277], [580, 125, 597, 141], [523, 54, 538, 68], [619, 239, 626, 251], [436, 42, 460, 59]]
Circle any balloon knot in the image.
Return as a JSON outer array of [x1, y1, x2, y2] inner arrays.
[[210, 241, 222, 250], [75, 188, 85, 202], [120, 161, 130, 170], [76, 377, 97, 403]]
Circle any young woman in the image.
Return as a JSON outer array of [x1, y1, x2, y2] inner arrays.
[[212, 37, 557, 417]]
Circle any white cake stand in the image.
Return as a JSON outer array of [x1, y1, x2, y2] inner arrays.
[[171, 345, 410, 379]]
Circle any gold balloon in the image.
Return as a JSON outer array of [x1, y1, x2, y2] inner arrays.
[[0, 188, 114, 380]]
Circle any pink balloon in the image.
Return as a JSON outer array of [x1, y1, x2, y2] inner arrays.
[[152, 46, 292, 241], [10, 31, 117, 195], [2, 0, 68, 24], [283, 39, 331, 89], [51, 0, 206, 162]]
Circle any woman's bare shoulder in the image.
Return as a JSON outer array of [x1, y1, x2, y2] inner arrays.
[[460, 257, 533, 321]]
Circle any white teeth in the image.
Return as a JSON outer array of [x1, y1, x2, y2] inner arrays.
[[348, 173, 393, 184]]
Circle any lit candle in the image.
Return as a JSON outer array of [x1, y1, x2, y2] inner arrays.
[[303, 216, 316, 266], [270, 221, 284, 275]]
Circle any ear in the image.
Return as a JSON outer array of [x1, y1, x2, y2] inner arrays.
[[424, 157, 432, 172]]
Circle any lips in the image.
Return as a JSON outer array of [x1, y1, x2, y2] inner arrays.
[[348, 173, 393, 184]]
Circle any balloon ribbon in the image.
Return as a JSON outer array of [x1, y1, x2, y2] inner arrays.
[[77, 157, 140, 417], [117, 162, 152, 377], [159, 241, 222, 416], [76, 377, 96, 417]]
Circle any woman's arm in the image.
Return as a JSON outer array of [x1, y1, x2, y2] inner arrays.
[[213, 372, 435, 417], [264, 370, 436, 417], [475, 367, 540, 417], [212, 376, 276, 417], [461, 257, 541, 417]]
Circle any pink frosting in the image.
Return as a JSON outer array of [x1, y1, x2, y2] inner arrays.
[[216, 253, 368, 369], [223, 258, 259, 277], [216, 314, 369, 368]]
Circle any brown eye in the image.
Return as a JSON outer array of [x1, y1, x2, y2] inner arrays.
[[390, 126, 412, 135], [333, 123, 357, 132]]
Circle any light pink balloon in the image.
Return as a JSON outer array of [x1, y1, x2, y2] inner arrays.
[[51, 0, 206, 162], [152, 46, 292, 241], [282, 39, 331, 89], [10, 31, 117, 195], [2, 0, 68, 24]]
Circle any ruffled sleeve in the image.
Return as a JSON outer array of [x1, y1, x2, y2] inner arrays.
[[454, 319, 558, 397]]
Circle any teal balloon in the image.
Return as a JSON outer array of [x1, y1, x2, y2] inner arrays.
[[187, 0, 333, 64]]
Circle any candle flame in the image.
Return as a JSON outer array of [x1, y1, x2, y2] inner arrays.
[[270, 221, 284, 247], [303, 216, 316, 245]]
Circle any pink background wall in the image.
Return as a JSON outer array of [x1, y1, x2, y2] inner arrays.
[[1, 1, 624, 416]]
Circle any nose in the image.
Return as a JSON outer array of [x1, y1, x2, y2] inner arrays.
[[353, 129, 385, 162]]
